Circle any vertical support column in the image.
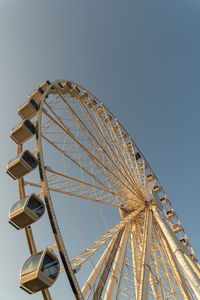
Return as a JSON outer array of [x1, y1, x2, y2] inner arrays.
[[137, 208, 152, 300], [104, 224, 130, 300], [152, 205, 200, 300], [130, 223, 139, 298]]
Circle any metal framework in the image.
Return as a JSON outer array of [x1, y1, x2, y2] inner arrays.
[[8, 79, 200, 299]]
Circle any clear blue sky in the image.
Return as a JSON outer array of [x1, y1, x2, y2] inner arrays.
[[1, 0, 200, 299]]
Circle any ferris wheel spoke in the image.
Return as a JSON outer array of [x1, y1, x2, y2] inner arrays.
[[44, 100, 126, 183], [101, 112, 145, 195], [24, 179, 121, 208], [43, 109, 138, 200], [44, 167, 140, 207], [77, 100, 143, 198], [44, 97, 144, 199], [103, 115, 144, 193], [70, 208, 144, 270], [42, 108, 143, 201], [90, 103, 144, 197], [41, 133, 120, 193], [56, 92, 136, 185]]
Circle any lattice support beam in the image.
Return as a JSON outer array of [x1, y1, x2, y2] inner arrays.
[[81, 232, 122, 298], [92, 229, 124, 300], [104, 224, 130, 300]]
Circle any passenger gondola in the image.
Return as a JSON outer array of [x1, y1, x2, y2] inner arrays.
[[180, 238, 189, 247], [126, 142, 133, 150], [18, 99, 38, 120], [104, 114, 112, 123], [166, 209, 175, 219], [172, 223, 183, 233], [135, 152, 141, 160], [96, 105, 104, 115], [86, 99, 97, 109], [51, 82, 63, 94], [153, 185, 160, 193], [118, 132, 127, 140], [9, 193, 45, 229], [112, 123, 119, 132], [10, 119, 36, 144], [20, 249, 60, 294], [147, 174, 154, 182], [78, 91, 89, 102], [68, 85, 80, 98], [60, 82, 73, 95], [7, 150, 37, 180], [28, 80, 51, 104], [160, 197, 167, 206]]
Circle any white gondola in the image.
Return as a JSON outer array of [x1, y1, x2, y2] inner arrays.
[[60, 82, 73, 95], [126, 142, 133, 150], [50, 82, 64, 95], [147, 174, 154, 182], [104, 114, 112, 123], [140, 162, 148, 171], [118, 132, 127, 140], [28, 80, 51, 104], [160, 197, 167, 206], [18, 99, 38, 120], [166, 209, 175, 219], [9, 194, 45, 230], [86, 99, 97, 109], [153, 185, 160, 193], [68, 85, 80, 98], [180, 238, 189, 247], [40, 80, 51, 93], [172, 223, 183, 233], [96, 106, 104, 115], [20, 249, 60, 294], [10, 119, 36, 144], [112, 123, 119, 132], [6, 150, 37, 180], [135, 152, 141, 160], [78, 91, 89, 102]]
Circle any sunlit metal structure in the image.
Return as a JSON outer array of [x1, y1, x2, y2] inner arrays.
[[7, 79, 200, 299]]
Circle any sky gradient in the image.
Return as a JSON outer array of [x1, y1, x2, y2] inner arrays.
[[1, 0, 200, 299]]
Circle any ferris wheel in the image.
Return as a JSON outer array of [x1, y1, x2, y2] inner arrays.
[[7, 79, 200, 299]]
